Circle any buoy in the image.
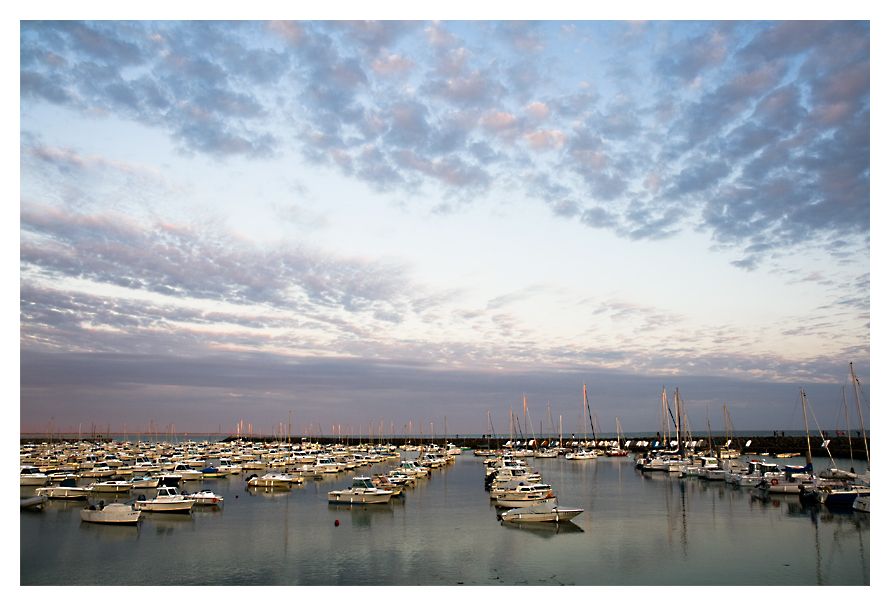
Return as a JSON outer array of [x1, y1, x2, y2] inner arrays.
[[771, 478, 779, 485], [334, 520, 340, 526]]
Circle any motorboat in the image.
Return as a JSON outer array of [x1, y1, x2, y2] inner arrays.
[[246, 472, 301, 488], [80, 501, 141, 524], [217, 459, 242, 474], [385, 472, 415, 487], [371, 474, 403, 496], [21, 495, 48, 510], [328, 476, 393, 504], [171, 463, 203, 481], [756, 464, 815, 494], [132, 475, 160, 489], [397, 459, 429, 477], [183, 489, 225, 505], [80, 465, 116, 478], [495, 484, 556, 509], [498, 499, 583, 523], [199, 466, 227, 478], [852, 495, 870, 512], [36, 477, 90, 499], [88, 480, 133, 493], [565, 449, 597, 460], [20, 465, 48, 486], [134, 486, 196, 513]]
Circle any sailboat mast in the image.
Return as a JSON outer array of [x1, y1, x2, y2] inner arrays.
[[676, 389, 683, 457], [842, 386, 854, 470], [850, 362, 869, 465], [801, 389, 812, 465]]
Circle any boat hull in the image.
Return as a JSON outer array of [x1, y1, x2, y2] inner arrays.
[[499, 507, 583, 523], [80, 503, 141, 524]]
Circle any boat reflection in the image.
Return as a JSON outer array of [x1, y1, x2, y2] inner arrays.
[[328, 501, 394, 528], [499, 519, 584, 536], [78, 518, 142, 541]]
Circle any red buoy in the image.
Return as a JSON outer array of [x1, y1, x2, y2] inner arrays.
[[334, 520, 340, 526]]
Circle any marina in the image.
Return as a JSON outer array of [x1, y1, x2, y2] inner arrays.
[[20, 441, 869, 586]]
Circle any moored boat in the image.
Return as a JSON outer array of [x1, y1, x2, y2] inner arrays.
[[134, 486, 195, 513], [328, 476, 393, 504], [246, 472, 301, 488], [184, 489, 225, 505], [88, 480, 133, 493], [36, 477, 90, 499], [497, 499, 583, 523], [80, 501, 141, 524]]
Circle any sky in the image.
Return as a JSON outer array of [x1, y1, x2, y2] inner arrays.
[[18, 19, 872, 439]]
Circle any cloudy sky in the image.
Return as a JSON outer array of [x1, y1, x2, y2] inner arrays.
[[18, 19, 871, 438]]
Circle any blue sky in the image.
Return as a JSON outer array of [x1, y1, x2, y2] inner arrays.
[[18, 19, 871, 438]]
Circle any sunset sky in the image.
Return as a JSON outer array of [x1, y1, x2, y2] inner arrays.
[[19, 19, 871, 438]]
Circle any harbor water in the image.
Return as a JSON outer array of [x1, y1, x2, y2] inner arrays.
[[20, 452, 869, 585]]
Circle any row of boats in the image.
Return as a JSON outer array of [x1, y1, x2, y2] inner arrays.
[[634, 451, 870, 511]]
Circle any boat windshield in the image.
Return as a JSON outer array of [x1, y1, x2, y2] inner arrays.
[[352, 478, 374, 488]]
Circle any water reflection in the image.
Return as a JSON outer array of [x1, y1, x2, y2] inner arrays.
[[78, 520, 142, 541], [499, 519, 584, 537], [328, 501, 394, 528]]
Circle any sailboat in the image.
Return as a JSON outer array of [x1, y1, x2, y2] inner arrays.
[[718, 405, 740, 459], [605, 417, 628, 457]]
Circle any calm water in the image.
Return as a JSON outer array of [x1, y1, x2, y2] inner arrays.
[[20, 453, 869, 585]]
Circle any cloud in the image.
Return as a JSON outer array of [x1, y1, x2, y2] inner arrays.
[[20, 20, 869, 268]]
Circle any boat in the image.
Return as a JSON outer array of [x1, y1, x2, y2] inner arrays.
[[21, 495, 48, 509], [494, 484, 556, 508], [498, 499, 583, 523], [171, 463, 203, 481], [246, 472, 301, 488], [183, 489, 225, 505], [328, 476, 393, 504], [199, 466, 227, 478], [852, 495, 870, 513], [88, 480, 133, 493], [80, 501, 141, 524], [605, 417, 629, 456], [134, 486, 196, 513], [565, 449, 597, 460], [20, 465, 48, 486], [80, 464, 116, 478], [131, 475, 160, 489], [36, 477, 90, 499]]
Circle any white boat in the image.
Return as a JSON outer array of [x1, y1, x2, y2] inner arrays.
[[397, 460, 429, 477], [852, 495, 870, 512], [565, 449, 597, 460], [328, 476, 393, 504], [184, 489, 225, 505], [134, 486, 196, 513], [131, 476, 160, 489], [80, 501, 141, 524], [21, 495, 48, 509], [247, 472, 301, 488], [80, 465, 116, 478], [36, 477, 90, 499], [88, 480, 133, 493], [495, 485, 556, 509], [498, 499, 583, 523], [171, 463, 203, 481], [20, 465, 48, 486]]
